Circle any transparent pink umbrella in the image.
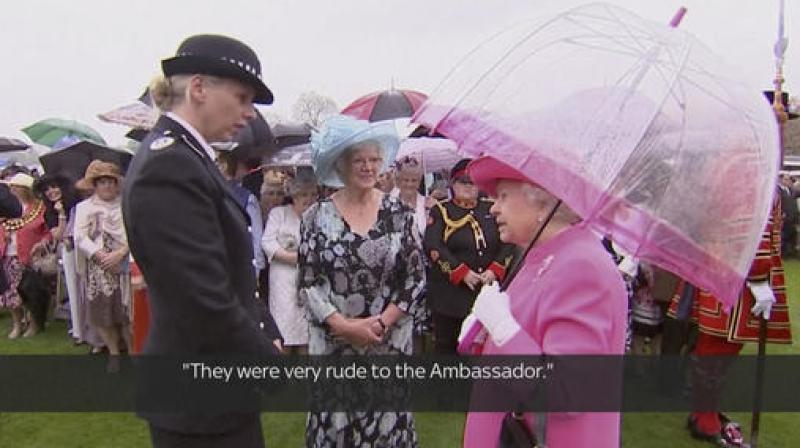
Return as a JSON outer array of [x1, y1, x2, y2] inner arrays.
[[413, 3, 779, 307], [395, 137, 462, 173]]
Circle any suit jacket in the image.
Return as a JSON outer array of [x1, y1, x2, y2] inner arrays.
[[463, 225, 626, 448], [780, 185, 799, 224], [423, 198, 516, 318], [122, 115, 280, 435]]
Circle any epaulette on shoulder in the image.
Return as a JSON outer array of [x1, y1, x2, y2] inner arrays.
[[148, 131, 177, 152]]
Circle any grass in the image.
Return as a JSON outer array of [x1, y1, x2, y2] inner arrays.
[[1, 261, 798, 447]]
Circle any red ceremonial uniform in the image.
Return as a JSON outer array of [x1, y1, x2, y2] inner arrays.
[[668, 193, 792, 344]]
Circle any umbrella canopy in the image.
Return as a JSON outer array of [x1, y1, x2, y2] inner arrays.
[[264, 143, 312, 167], [0, 137, 30, 152], [413, 3, 779, 307], [212, 110, 279, 162], [273, 121, 312, 148], [342, 89, 427, 122], [22, 118, 106, 147], [0, 143, 49, 167], [98, 101, 157, 129], [39, 141, 133, 182], [396, 137, 461, 174]]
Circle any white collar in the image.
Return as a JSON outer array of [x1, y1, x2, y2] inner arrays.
[[166, 112, 216, 161]]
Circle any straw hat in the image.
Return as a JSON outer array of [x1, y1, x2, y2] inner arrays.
[[76, 160, 123, 191], [2, 173, 35, 190]]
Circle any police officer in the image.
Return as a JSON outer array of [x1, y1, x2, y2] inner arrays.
[[122, 34, 281, 448], [424, 159, 516, 354]]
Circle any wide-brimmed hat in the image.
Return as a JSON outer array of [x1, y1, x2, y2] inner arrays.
[[76, 160, 123, 191], [162, 34, 273, 105], [2, 173, 35, 190], [310, 114, 400, 187], [468, 156, 534, 197]]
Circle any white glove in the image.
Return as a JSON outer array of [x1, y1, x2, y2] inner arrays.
[[748, 281, 776, 320], [472, 281, 521, 346]]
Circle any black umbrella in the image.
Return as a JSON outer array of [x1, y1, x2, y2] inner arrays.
[[227, 110, 278, 161], [273, 122, 312, 149], [39, 141, 133, 181], [0, 137, 30, 152], [125, 128, 150, 142]]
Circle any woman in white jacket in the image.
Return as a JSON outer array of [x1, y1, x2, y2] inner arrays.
[[261, 170, 318, 354], [73, 161, 130, 363]]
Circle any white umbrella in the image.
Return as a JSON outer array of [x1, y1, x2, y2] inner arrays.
[[396, 137, 462, 173]]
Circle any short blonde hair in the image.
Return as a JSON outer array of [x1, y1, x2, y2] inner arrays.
[[148, 74, 224, 111]]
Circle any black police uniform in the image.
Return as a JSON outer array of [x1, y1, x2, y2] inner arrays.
[[423, 197, 516, 353], [123, 115, 281, 446]]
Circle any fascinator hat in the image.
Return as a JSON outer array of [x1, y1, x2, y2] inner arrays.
[[310, 114, 400, 187]]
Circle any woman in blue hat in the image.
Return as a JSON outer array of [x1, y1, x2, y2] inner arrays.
[[300, 114, 424, 447]]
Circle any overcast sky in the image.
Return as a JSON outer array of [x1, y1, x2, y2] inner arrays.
[[1, 0, 796, 146]]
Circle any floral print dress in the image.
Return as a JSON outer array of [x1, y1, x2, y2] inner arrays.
[[299, 194, 424, 447]]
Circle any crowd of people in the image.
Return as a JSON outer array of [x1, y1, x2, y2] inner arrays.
[[0, 32, 793, 448]]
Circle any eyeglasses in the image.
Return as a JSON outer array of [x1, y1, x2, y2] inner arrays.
[[453, 176, 474, 185], [350, 156, 383, 167]]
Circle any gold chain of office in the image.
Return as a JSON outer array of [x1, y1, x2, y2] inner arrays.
[[0, 200, 44, 232]]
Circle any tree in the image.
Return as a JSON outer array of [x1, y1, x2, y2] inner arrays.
[[291, 91, 338, 128]]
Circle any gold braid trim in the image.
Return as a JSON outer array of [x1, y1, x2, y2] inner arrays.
[[1, 200, 43, 232], [435, 202, 487, 249]]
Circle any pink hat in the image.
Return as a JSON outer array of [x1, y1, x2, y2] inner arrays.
[[467, 156, 533, 197]]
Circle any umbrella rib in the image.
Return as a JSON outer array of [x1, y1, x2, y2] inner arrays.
[[431, 5, 597, 123]]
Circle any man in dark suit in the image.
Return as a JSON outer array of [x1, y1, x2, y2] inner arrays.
[[122, 34, 281, 448], [779, 173, 798, 257]]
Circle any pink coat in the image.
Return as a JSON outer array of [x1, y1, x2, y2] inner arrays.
[[463, 225, 627, 448]]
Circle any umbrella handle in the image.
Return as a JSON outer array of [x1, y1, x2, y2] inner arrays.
[[669, 7, 687, 28]]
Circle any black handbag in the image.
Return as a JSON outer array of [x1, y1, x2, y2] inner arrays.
[[499, 412, 538, 448]]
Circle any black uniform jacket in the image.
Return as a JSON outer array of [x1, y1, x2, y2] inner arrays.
[[424, 197, 516, 318], [123, 115, 280, 434]]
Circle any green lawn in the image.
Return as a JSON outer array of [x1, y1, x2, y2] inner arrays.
[[1, 261, 798, 447]]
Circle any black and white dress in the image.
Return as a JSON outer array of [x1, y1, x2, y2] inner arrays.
[[299, 194, 424, 447]]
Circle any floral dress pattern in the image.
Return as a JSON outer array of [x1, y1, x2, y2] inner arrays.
[[299, 194, 424, 447]]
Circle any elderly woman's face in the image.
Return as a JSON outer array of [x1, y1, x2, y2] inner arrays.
[[291, 187, 318, 214], [45, 184, 63, 203], [343, 145, 383, 190], [396, 169, 422, 196], [490, 179, 540, 246], [261, 186, 284, 212], [94, 177, 119, 201]]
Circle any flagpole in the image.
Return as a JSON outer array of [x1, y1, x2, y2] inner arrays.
[[752, 2, 788, 447]]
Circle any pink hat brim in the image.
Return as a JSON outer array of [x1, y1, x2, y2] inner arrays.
[[467, 156, 533, 197]]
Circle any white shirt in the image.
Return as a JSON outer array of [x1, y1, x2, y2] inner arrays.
[[165, 112, 217, 161]]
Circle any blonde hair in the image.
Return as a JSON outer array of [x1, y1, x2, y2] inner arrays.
[[148, 74, 225, 111]]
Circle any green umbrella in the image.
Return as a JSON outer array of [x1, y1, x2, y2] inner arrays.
[[22, 118, 106, 147]]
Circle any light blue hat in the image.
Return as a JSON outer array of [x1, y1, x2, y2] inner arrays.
[[310, 114, 400, 187]]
